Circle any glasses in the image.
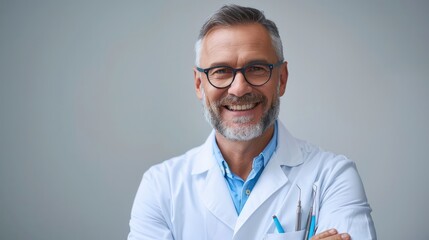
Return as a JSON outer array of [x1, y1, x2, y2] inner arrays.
[[196, 60, 284, 89]]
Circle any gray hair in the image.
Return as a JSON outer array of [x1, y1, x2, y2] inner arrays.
[[195, 4, 284, 66]]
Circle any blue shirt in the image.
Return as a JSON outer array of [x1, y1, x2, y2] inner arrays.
[[213, 121, 278, 215]]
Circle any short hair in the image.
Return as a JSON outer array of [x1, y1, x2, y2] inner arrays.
[[195, 4, 284, 65]]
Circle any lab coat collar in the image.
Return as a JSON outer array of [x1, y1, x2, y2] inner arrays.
[[191, 130, 217, 175], [275, 121, 304, 167], [191, 121, 303, 174]]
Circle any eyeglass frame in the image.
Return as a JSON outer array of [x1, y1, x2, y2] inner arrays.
[[196, 60, 284, 89]]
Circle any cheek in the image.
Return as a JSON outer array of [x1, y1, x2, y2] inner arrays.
[[260, 91, 278, 111], [202, 90, 222, 112], [205, 87, 226, 103]]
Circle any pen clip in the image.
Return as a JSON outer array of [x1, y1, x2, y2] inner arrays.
[[295, 185, 302, 231], [311, 184, 317, 214]]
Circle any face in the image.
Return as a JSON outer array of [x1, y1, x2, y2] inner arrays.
[[194, 23, 288, 141]]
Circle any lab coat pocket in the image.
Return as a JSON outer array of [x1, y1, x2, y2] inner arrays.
[[263, 230, 305, 240]]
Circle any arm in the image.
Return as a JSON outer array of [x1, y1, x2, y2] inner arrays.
[[316, 158, 376, 239]]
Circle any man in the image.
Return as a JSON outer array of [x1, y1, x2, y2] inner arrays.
[[128, 4, 376, 240]]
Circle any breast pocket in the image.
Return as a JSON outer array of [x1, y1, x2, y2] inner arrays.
[[263, 230, 305, 240]]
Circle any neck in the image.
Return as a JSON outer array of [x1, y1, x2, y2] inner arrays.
[[215, 125, 274, 180]]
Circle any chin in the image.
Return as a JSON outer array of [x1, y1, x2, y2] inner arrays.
[[220, 121, 264, 141]]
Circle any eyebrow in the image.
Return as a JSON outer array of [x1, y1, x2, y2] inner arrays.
[[208, 59, 271, 68], [208, 62, 231, 68]]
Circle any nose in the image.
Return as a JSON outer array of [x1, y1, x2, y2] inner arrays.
[[227, 71, 252, 97]]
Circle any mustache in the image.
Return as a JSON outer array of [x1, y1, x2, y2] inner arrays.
[[218, 93, 265, 106]]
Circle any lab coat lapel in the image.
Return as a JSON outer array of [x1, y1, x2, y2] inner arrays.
[[234, 152, 289, 234], [202, 164, 238, 230], [193, 131, 237, 231]]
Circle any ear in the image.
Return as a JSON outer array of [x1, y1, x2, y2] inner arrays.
[[194, 67, 203, 100], [278, 61, 288, 96]]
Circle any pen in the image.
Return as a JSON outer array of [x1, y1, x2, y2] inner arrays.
[[272, 215, 285, 233], [308, 186, 317, 239], [304, 186, 317, 240], [308, 213, 316, 239], [303, 205, 313, 240]]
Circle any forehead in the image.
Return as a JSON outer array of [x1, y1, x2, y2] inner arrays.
[[200, 23, 277, 66]]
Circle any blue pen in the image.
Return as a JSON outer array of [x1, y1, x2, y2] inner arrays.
[[304, 185, 317, 240], [272, 215, 285, 233], [307, 186, 317, 239], [303, 206, 313, 240], [308, 213, 316, 239]]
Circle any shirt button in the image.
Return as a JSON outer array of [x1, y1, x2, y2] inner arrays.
[[245, 189, 251, 195]]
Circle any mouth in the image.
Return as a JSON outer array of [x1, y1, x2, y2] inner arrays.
[[224, 102, 259, 111]]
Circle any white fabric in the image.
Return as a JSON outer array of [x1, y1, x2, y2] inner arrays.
[[128, 122, 376, 240]]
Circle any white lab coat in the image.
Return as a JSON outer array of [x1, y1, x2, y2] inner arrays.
[[128, 122, 376, 240]]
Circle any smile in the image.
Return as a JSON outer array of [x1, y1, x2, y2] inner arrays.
[[224, 103, 258, 111]]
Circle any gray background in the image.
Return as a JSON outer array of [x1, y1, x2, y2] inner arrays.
[[1, 1, 428, 239]]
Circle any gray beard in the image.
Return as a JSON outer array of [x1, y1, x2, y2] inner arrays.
[[201, 86, 280, 141]]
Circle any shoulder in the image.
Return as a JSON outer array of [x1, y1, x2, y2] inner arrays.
[[297, 139, 358, 179], [301, 140, 354, 167], [295, 140, 367, 198]]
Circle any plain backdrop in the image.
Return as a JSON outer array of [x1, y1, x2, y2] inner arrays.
[[1, 1, 428, 239]]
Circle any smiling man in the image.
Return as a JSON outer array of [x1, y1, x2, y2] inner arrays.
[[128, 5, 376, 240]]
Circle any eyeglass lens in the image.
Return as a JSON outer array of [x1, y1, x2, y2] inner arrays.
[[207, 64, 271, 88]]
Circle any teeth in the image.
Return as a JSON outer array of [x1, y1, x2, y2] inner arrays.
[[228, 103, 256, 111]]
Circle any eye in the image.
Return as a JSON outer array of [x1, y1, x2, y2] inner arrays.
[[246, 65, 269, 74], [248, 66, 263, 71], [210, 67, 232, 75], [209, 67, 233, 79]]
